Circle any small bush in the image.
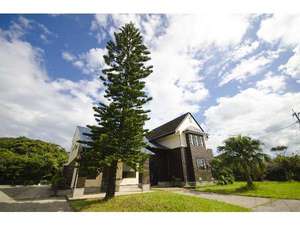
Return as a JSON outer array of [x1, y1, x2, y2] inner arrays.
[[211, 158, 235, 185], [51, 172, 67, 195]]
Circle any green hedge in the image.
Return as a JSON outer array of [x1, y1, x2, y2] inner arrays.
[[0, 137, 68, 185]]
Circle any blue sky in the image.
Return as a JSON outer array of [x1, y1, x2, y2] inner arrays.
[[0, 14, 299, 154]]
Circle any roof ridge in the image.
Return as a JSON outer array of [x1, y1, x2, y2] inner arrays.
[[146, 112, 190, 140], [150, 112, 189, 132]]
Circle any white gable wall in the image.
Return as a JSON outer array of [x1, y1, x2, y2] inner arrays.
[[177, 114, 203, 147], [176, 114, 202, 133], [156, 114, 204, 149]]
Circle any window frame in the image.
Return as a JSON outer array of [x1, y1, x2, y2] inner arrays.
[[189, 134, 194, 146], [193, 134, 198, 146], [196, 158, 207, 170]]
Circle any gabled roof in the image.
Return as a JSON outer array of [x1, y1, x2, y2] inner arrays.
[[146, 112, 205, 141], [77, 126, 92, 142]]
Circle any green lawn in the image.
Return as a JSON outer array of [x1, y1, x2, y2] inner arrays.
[[196, 181, 300, 200], [69, 191, 249, 212]]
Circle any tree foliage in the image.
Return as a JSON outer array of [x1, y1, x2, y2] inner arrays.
[[0, 137, 68, 185], [271, 145, 288, 152], [81, 23, 152, 199], [265, 154, 300, 181], [217, 135, 269, 188]]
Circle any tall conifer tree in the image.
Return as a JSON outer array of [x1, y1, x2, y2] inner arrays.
[[81, 23, 152, 199]]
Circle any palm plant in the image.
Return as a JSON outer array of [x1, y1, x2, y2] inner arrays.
[[217, 135, 269, 188]]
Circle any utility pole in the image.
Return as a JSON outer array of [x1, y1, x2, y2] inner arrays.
[[292, 109, 300, 128]]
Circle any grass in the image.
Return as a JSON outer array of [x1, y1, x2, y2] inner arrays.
[[196, 181, 300, 200], [69, 191, 249, 212]]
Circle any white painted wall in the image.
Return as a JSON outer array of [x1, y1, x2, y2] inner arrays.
[[178, 114, 204, 147], [156, 133, 181, 149], [85, 174, 102, 187]]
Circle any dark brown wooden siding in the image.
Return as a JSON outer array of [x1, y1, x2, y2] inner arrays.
[[185, 133, 213, 181], [149, 148, 184, 184]]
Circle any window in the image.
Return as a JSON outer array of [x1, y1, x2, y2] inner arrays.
[[122, 164, 136, 178], [189, 134, 194, 145], [189, 134, 205, 147], [197, 135, 204, 147], [193, 134, 198, 146], [196, 158, 209, 170]]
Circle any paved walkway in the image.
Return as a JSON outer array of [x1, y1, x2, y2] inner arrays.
[[0, 198, 72, 212], [68, 190, 152, 200], [0, 187, 72, 212], [158, 188, 300, 212], [0, 185, 150, 211]]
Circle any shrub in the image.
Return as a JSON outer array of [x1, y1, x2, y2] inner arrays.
[[51, 172, 67, 195], [211, 158, 234, 185]]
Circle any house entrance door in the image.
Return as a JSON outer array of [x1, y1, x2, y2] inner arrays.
[[119, 163, 139, 185]]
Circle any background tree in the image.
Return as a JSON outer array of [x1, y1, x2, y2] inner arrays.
[[217, 135, 269, 188], [265, 154, 300, 181], [0, 137, 67, 185], [271, 145, 288, 156], [81, 23, 152, 199]]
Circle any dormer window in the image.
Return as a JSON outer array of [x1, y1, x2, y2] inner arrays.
[[189, 134, 205, 147], [189, 134, 194, 145], [197, 136, 203, 147], [193, 135, 198, 146]]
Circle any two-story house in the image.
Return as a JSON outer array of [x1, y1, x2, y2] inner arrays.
[[147, 112, 213, 186], [64, 112, 213, 195]]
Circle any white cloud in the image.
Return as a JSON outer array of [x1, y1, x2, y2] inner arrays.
[[258, 14, 300, 80], [257, 14, 300, 46], [0, 31, 101, 150], [231, 41, 260, 60], [256, 73, 286, 93], [159, 14, 250, 51], [204, 88, 300, 154], [91, 14, 166, 45], [62, 51, 75, 62], [219, 50, 280, 86], [62, 48, 106, 75], [3, 16, 56, 43], [91, 14, 110, 31], [280, 46, 300, 79]]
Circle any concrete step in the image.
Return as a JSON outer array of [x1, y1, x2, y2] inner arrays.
[[118, 185, 142, 192]]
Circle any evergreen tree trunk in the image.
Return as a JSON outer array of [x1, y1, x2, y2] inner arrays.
[[246, 176, 253, 188], [245, 171, 254, 188], [105, 160, 118, 200]]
